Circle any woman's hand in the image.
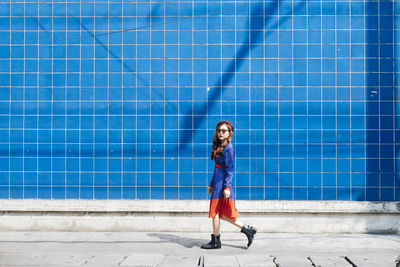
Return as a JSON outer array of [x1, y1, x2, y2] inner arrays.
[[223, 189, 230, 198], [208, 186, 213, 195]]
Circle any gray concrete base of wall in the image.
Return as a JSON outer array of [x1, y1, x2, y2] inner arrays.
[[0, 200, 399, 234]]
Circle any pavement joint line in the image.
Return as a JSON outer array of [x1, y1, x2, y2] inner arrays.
[[118, 255, 128, 266], [307, 256, 318, 267], [342, 256, 358, 267], [271, 256, 280, 267], [197, 255, 204, 267]]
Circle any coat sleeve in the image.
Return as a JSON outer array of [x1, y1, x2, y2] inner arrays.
[[223, 146, 235, 190], [209, 153, 215, 188], [209, 173, 215, 188]]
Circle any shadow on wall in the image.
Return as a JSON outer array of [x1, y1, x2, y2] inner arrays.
[[177, 0, 306, 148], [78, 0, 305, 153], [365, 1, 397, 201], [75, 0, 309, 157]]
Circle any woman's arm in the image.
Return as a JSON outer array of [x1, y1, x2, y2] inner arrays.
[[223, 146, 235, 190], [209, 166, 216, 189]]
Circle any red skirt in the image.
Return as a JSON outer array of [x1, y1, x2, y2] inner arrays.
[[208, 198, 240, 221]]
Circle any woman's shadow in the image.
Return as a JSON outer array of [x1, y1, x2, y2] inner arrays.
[[148, 233, 246, 249]]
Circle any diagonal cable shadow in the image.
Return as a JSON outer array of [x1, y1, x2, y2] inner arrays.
[[73, 0, 268, 41], [76, 17, 152, 91], [76, 19, 168, 158], [27, 15, 49, 32]]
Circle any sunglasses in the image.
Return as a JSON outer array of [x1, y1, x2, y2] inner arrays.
[[217, 129, 229, 134]]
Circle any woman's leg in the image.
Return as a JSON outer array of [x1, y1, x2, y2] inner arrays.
[[201, 216, 222, 249], [212, 216, 221, 236], [220, 215, 243, 229], [221, 215, 256, 248]]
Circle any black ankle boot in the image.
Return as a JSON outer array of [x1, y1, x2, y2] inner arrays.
[[241, 225, 257, 247], [201, 234, 221, 249]]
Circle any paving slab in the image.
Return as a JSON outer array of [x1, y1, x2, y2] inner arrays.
[[204, 255, 239, 267], [159, 255, 200, 267], [0, 253, 50, 266], [342, 255, 397, 267], [236, 254, 276, 267], [271, 255, 314, 267], [120, 253, 165, 267], [308, 255, 350, 267], [79, 254, 130, 266]]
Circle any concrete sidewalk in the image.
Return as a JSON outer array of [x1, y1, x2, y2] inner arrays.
[[0, 232, 399, 266]]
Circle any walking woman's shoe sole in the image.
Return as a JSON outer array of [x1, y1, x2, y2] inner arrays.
[[200, 244, 221, 249]]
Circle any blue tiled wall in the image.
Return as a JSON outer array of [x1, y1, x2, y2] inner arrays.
[[0, 0, 399, 201]]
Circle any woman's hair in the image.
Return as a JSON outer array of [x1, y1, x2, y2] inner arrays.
[[210, 122, 233, 160]]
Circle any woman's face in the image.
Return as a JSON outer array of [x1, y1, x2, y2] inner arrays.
[[217, 124, 230, 141]]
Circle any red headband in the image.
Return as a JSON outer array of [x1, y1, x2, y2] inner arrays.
[[216, 120, 234, 132]]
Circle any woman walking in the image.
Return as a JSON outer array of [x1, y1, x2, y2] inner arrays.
[[201, 121, 257, 249]]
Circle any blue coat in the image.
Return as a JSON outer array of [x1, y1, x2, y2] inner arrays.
[[210, 143, 235, 200]]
